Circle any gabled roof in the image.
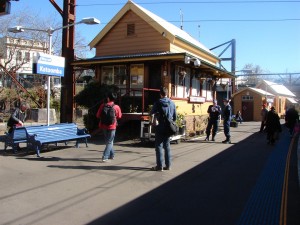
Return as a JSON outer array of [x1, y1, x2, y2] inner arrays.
[[287, 97, 297, 104], [232, 87, 274, 97], [89, 0, 218, 60], [256, 80, 296, 97]]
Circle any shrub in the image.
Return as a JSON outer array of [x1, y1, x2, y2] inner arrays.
[[74, 82, 119, 132]]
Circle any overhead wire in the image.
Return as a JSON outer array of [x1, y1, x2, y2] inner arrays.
[[76, 1, 300, 23], [77, 1, 300, 6]]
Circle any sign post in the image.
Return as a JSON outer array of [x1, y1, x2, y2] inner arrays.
[[33, 52, 65, 125]]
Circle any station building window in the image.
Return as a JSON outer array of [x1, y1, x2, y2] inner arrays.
[[130, 64, 144, 90]]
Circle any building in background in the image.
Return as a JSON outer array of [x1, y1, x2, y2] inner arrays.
[[0, 36, 50, 88], [232, 79, 297, 121]]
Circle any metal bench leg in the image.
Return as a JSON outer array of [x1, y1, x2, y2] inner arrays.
[[12, 145, 17, 154], [35, 145, 41, 157]]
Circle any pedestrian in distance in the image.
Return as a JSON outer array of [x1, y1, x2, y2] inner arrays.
[[285, 105, 299, 136], [235, 110, 243, 124], [96, 92, 122, 162], [222, 98, 232, 144], [260, 103, 268, 132], [205, 99, 222, 141], [150, 87, 177, 172], [265, 106, 282, 145], [7, 102, 29, 133]]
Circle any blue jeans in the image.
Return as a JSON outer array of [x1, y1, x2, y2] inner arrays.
[[155, 127, 171, 168], [223, 120, 231, 140], [102, 129, 116, 160]]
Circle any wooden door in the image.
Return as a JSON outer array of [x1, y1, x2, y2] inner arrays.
[[241, 101, 254, 121]]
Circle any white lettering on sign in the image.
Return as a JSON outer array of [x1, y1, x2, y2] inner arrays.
[[39, 66, 63, 75], [189, 96, 206, 103], [33, 52, 65, 77]]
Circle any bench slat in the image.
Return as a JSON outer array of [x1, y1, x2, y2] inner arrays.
[[3, 123, 91, 157]]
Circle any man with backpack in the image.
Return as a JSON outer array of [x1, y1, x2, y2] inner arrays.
[[96, 92, 122, 162], [150, 87, 177, 171]]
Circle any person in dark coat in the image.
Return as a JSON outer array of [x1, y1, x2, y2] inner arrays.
[[222, 98, 232, 144], [260, 104, 268, 132], [150, 87, 177, 171], [265, 106, 282, 144], [285, 105, 299, 135], [205, 99, 222, 141]]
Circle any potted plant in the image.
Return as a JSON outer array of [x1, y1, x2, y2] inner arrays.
[[230, 117, 238, 127], [176, 112, 186, 135]]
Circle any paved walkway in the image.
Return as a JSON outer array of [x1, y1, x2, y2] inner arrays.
[[0, 121, 299, 225]]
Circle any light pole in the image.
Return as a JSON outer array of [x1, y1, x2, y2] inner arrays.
[[8, 17, 100, 125]]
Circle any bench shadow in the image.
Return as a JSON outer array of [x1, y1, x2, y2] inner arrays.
[[47, 165, 150, 171], [0, 145, 75, 157]]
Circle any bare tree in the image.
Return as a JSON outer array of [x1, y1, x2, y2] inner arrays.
[[0, 7, 91, 108], [242, 64, 267, 86]]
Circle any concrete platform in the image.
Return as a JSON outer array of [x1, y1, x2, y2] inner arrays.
[[0, 121, 299, 225]]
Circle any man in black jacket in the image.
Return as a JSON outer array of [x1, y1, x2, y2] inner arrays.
[[222, 98, 232, 144], [205, 99, 222, 141]]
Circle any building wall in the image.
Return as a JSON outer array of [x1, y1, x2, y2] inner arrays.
[[233, 90, 265, 121], [95, 11, 170, 56]]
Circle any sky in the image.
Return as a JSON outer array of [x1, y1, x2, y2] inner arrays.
[[8, 0, 300, 74]]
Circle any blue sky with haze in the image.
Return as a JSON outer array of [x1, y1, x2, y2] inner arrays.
[[9, 0, 300, 73]]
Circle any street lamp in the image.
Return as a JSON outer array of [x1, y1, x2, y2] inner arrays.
[[8, 17, 100, 125]]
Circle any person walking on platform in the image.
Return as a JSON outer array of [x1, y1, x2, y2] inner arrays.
[[265, 106, 282, 144], [205, 99, 222, 141], [260, 103, 268, 132], [222, 98, 232, 144], [285, 105, 299, 136], [150, 87, 177, 171], [96, 92, 122, 162], [235, 110, 243, 124]]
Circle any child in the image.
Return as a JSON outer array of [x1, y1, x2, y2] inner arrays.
[[235, 110, 243, 124]]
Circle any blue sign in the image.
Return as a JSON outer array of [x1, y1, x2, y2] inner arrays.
[[33, 53, 65, 77]]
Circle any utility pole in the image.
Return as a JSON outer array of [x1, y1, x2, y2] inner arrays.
[[50, 1, 99, 123], [61, 0, 76, 123], [49, 0, 76, 123]]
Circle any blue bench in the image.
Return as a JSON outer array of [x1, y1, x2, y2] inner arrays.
[[2, 123, 91, 157], [3, 127, 28, 153], [26, 123, 91, 157]]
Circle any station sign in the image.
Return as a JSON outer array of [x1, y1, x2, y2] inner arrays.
[[33, 52, 65, 77], [189, 96, 206, 103]]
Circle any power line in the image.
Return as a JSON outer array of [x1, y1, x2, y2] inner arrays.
[[97, 18, 300, 25], [237, 72, 300, 76], [77, 1, 300, 6], [169, 18, 300, 22]]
